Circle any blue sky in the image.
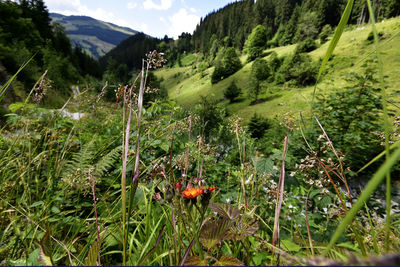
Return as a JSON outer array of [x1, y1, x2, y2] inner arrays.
[[44, 0, 235, 39]]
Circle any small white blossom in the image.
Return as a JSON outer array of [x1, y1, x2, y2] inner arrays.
[[245, 174, 253, 185]]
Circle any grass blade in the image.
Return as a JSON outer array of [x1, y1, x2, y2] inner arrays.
[[357, 140, 400, 174], [312, 0, 354, 104], [0, 54, 35, 102], [365, 0, 392, 252], [323, 146, 400, 256]]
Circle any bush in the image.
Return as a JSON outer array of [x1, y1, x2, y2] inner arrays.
[[224, 81, 242, 103], [248, 113, 271, 139], [313, 61, 382, 171], [295, 38, 317, 53], [275, 52, 318, 86], [211, 47, 241, 84], [366, 31, 385, 43], [245, 25, 267, 62], [319, 24, 332, 44]]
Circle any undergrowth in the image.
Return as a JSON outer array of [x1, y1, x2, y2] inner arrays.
[[1, 1, 400, 266]]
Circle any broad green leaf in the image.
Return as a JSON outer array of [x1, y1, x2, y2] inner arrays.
[[200, 219, 232, 250], [160, 142, 170, 152], [214, 254, 244, 266], [209, 203, 239, 221], [229, 218, 258, 241], [9, 102, 35, 113], [254, 157, 274, 174], [281, 239, 301, 252], [39, 228, 54, 266], [29, 201, 44, 208], [253, 251, 269, 265], [183, 256, 208, 266], [309, 189, 321, 200], [39, 248, 53, 266]]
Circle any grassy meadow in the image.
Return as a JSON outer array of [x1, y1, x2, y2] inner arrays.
[[157, 17, 400, 122]]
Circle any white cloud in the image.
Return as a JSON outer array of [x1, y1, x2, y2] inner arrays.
[[168, 8, 200, 39], [143, 0, 173, 10], [127, 2, 138, 9], [45, 0, 136, 32], [44, 0, 81, 13]]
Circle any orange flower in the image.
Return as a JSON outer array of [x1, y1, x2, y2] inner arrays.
[[206, 186, 217, 192], [181, 187, 203, 199]]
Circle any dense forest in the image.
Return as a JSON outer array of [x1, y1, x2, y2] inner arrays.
[[1, 0, 400, 266], [0, 0, 100, 107], [99, 0, 400, 84]]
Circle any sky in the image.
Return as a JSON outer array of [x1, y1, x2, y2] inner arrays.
[[43, 0, 236, 39]]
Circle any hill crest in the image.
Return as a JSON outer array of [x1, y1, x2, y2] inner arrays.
[[50, 13, 139, 59]]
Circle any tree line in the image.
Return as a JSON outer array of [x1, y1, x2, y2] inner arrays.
[[0, 0, 101, 104]]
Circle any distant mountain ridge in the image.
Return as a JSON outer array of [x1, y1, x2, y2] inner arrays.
[[50, 13, 139, 59]]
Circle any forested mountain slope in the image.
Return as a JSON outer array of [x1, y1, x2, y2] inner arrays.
[[50, 13, 138, 59], [156, 16, 400, 122]]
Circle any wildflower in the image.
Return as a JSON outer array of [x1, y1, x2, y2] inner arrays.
[[201, 186, 218, 206], [153, 192, 162, 201], [181, 187, 203, 199], [245, 174, 253, 185], [176, 182, 182, 191], [202, 186, 217, 194]]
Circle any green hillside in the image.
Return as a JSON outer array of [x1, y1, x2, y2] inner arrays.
[[50, 13, 138, 59], [156, 17, 400, 122]]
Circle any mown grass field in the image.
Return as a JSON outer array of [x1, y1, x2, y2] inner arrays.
[[156, 17, 400, 122]]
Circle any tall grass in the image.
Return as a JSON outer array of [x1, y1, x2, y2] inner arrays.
[[1, 2, 400, 266]]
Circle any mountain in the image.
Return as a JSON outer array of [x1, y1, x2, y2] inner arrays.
[[50, 13, 138, 59]]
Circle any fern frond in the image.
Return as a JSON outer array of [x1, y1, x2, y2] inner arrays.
[[63, 140, 96, 177], [94, 145, 122, 177]]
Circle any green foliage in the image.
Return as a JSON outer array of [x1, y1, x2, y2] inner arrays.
[[314, 62, 383, 170], [295, 11, 320, 41], [248, 113, 271, 139], [211, 47, 242, 84], [276, 52, 318, 86], [0, 0, 100, 102], [248, 58, 270, 102], [366, 31, 385, 44], [224, 81, 242, 103], [295, 38, 318, 53], [245, 25, 268, 62], [319, 24, 333, 44], [195, 96, 227, 142]]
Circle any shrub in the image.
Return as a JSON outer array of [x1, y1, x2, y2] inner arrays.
[[313, 61, 383, 171], [211, 47, 241, 84], [245, 25, 267, 62], [224, 81, 242, 103], [248, 113, 271, 139], [275, 52, 318, 86], [319, 24, 332, 44], [295, 38, 317, 53]]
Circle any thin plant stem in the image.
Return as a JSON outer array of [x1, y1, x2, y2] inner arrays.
[[365, 0, 392, 252]]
